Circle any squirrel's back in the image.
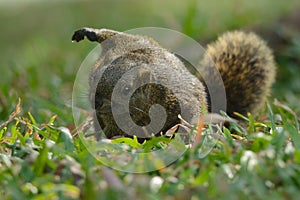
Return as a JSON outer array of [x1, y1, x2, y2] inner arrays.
[[201, 31, 276, 117], [72, 28, 276, 140]]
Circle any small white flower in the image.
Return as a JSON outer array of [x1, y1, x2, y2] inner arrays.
[[23, 182, 38, 194], [284, 142, 295, 154], [256, 132, 272, 141], [241, 150, 258, 170], [46, 139, 56, 148], [222, 164, 234, 179], [270, 126, 284, 134], [265, 180, 275, 189], [58, 127, 73, 139], [277, 159, 285, 168], [262, 148, 276, 159], [150, 176, 164, 193]]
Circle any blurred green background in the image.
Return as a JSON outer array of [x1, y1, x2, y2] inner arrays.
[[0, 0, 300, 125]]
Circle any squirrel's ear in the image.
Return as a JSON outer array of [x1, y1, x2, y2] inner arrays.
[[72, 27, 120, 43]]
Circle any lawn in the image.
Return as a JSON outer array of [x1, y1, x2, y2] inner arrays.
[[1, 0, 300, 199]]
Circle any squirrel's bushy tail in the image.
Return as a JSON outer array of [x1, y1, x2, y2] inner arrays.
[[201, 31, 276, 117]]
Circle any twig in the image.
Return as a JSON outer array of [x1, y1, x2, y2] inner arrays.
[[0, 98, 21, 129]]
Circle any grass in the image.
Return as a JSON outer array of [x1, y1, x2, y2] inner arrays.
[[1, 99, 300, 199], [1, 0, 300, 199]]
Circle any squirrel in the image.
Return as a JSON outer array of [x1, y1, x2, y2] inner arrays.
[[72, 28, 276, 140]]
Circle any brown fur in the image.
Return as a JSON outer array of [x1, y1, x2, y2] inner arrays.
[[72, 28, 276, 140], [201, 31, 276, 117]]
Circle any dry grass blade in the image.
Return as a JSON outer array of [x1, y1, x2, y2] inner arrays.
[[178, 114, 194, 128], [165, 124, 180, 137], [231, 134, 245, 141], [71, 117, 94, 137], [0, 98, 21, 129], [274, 99, 299, 120], [203, 113, 237, 125], [71, 106, 94, 137], [192, 116, 204, 148], [166, 115, 194, 137]]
